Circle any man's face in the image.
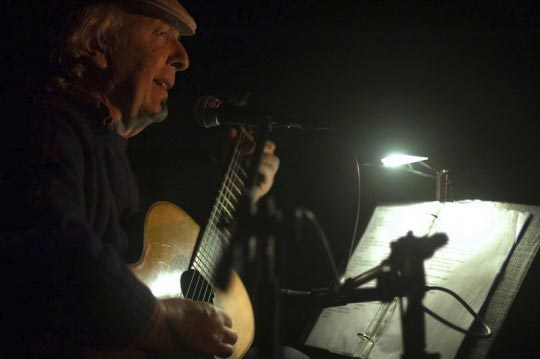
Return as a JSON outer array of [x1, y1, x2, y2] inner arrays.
[[106, 14, 189, 137]]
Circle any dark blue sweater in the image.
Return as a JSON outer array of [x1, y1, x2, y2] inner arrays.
[[0, 84, 156, 356]]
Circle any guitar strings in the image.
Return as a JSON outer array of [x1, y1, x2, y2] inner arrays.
[[199, 134, 246, 302], [185, 130, 248, 303], [186, 135, 247, 299], [195, 133, 245, 302], [200, 138, 245, 290]]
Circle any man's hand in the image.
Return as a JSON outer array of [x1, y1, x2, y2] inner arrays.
[[251, 140, 280, 202], [139, 298, 238, 358], [228, 128, 280, 203]]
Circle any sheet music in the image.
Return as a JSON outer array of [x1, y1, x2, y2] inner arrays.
[[305, 201, 530, 358], [305, 202, 441, 355]]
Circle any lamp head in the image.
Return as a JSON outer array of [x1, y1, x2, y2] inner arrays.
[[381, 153, 428, 168]]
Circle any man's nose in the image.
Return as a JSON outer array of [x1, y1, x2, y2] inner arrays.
[[169, 40, 189, 71]]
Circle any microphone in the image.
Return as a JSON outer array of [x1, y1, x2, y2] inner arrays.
[[193, 95, 332, 130]]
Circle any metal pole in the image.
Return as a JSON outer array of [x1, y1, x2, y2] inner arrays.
[[436, 170, 449, 202]]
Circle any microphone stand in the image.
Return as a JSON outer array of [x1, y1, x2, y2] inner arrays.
[[216, 118, 280, 359], [251, 196, 281, 359], [302, 232, 447, 359], [388, 232, 446, 359]]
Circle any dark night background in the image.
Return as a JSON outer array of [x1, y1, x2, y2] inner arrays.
[[3, 0, 540, 357]]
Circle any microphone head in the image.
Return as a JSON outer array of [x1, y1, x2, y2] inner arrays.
[[193, 95, 223, 128]]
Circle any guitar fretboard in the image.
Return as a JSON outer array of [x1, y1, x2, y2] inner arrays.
[[191, 130, 249, 291]]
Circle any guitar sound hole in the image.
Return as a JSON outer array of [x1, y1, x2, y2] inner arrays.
[[181, 269, 215, 303]]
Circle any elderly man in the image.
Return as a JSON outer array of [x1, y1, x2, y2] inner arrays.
[[1, 0, 311, 358]]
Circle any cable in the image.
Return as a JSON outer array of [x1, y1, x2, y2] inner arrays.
[[422, 285, 492, 338], [296, 207, 341, 285], [343, 133, 362, 266]]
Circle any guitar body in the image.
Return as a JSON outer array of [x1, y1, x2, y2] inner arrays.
[[85, 128, 256, 358], [85, 201, 254, 358], [133, 201, 255, 358]]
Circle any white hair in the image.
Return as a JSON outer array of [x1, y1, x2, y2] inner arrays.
[[51, 3, 131, 82]]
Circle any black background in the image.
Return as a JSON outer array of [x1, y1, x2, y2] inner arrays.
[[133, 0, 540, 282], [4, 0, 540, 357]]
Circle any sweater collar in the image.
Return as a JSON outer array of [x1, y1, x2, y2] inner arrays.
[[48, 78, 113, 127]]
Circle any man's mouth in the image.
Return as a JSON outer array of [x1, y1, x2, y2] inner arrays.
[[153, 79, 171, 90]]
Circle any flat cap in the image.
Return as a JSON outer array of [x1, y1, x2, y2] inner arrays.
[[127, 0, 196, 35], [48, 0, 196, 36]]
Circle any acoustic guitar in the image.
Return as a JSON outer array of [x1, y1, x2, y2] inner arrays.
[[86, 128, 255, 358]]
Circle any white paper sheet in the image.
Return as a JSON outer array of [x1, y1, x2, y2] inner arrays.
[[306, 201, 530, 358]]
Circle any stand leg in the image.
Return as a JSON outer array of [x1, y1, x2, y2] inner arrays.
[[402, 296, 427, 359], [254, 236, 279, 359]]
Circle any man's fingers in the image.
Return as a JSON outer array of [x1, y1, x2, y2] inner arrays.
[[221, 311, 233, 328], [240, 141, 255, 155], [208, 325, 236, 358], [239, 140, 275, 156], [259, 153, 280, 176], [257, 159, 278, 187], [222, 326, 238, 345], [215, 343, 234, 358], [264, 140, 276, 154], [229, 128, 238, 139]]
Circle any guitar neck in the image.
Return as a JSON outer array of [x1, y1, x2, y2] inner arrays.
[[191, 129, 250, 286]]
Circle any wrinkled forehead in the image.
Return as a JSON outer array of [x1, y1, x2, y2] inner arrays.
[[119, 0, 196, 36]]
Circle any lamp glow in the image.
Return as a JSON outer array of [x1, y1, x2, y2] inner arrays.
[[381, 154, 428, 167]]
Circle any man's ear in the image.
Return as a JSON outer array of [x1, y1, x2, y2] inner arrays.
[[88, 49, 107, 70]]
